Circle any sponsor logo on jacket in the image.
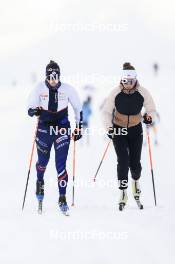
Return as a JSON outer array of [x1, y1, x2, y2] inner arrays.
[[58, 92, 66, 100], [40, 94, 48, 100]]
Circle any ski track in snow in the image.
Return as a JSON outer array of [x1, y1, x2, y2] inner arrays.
[[0, 70, 174, 264]]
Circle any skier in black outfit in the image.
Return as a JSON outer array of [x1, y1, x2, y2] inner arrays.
[[102, 62, 156, 210]]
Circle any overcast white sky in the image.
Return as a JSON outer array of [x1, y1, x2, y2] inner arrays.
[[0, 0, 175, 84]]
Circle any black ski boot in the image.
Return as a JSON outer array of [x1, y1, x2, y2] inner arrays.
[[58, 195, 69, 216], [36, 180, 44, 214]]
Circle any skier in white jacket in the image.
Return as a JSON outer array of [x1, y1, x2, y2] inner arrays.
[[27, 60, 83, 214]]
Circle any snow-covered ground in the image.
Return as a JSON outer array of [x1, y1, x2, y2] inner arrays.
[[0, 68, 174, 264]]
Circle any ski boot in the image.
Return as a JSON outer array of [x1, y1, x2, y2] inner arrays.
[[36, 180, 44, 214], [132, 180, 143, 209], [58, 195, 69, 216], [118, 189, 128, 211]]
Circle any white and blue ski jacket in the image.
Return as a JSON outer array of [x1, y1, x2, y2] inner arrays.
[[27, 81, 82, 126]]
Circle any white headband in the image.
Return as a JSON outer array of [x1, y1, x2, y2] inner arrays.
[[121, 70, 137, 79]]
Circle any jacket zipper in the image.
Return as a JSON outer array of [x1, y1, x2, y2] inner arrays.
[[127, 91, 130, 128]]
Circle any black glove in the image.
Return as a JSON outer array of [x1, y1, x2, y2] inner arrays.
[[107, 127, 114, 139], [72, 111, 83, 141], [28, 107, 42, 117], [143, 113, 152, 125], [72, 127, 82, 141]]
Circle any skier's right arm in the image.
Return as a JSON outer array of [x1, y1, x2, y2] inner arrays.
[[27, 86, 41, 117], [101, 88, 118, 132]]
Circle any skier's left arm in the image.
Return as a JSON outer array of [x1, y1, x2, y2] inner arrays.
[[68, 85, 83, 141], [140, 87, 156, 124]]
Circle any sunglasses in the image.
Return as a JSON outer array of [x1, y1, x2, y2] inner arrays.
[[47, 68, 59, 72], [121, 78, 136, 85]]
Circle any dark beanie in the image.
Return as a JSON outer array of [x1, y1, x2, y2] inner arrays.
[[123, 62, 135, 70], [46, 60, 60, 78]]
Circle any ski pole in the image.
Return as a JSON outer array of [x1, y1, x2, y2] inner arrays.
[[71, 140, 76, 206], [93, 140, 111, 182], [22, 119, 39, 211], [146, 126, 157, 206]]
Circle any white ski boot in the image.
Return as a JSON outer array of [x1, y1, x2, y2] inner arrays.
[[132, 180, 143, 209], [118, 189, 128, 211]]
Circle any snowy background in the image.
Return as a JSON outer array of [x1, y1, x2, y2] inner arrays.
[[0, 0, 175, 263]]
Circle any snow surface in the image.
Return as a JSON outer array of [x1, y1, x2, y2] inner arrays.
[[0, 69, 174, 264]]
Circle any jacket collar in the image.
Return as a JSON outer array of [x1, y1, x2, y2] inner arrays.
[[45, 80, 61, 91], [119, 81, 139, 94]]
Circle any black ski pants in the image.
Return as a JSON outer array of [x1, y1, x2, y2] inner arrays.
[[113, 123, 143, 190]]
